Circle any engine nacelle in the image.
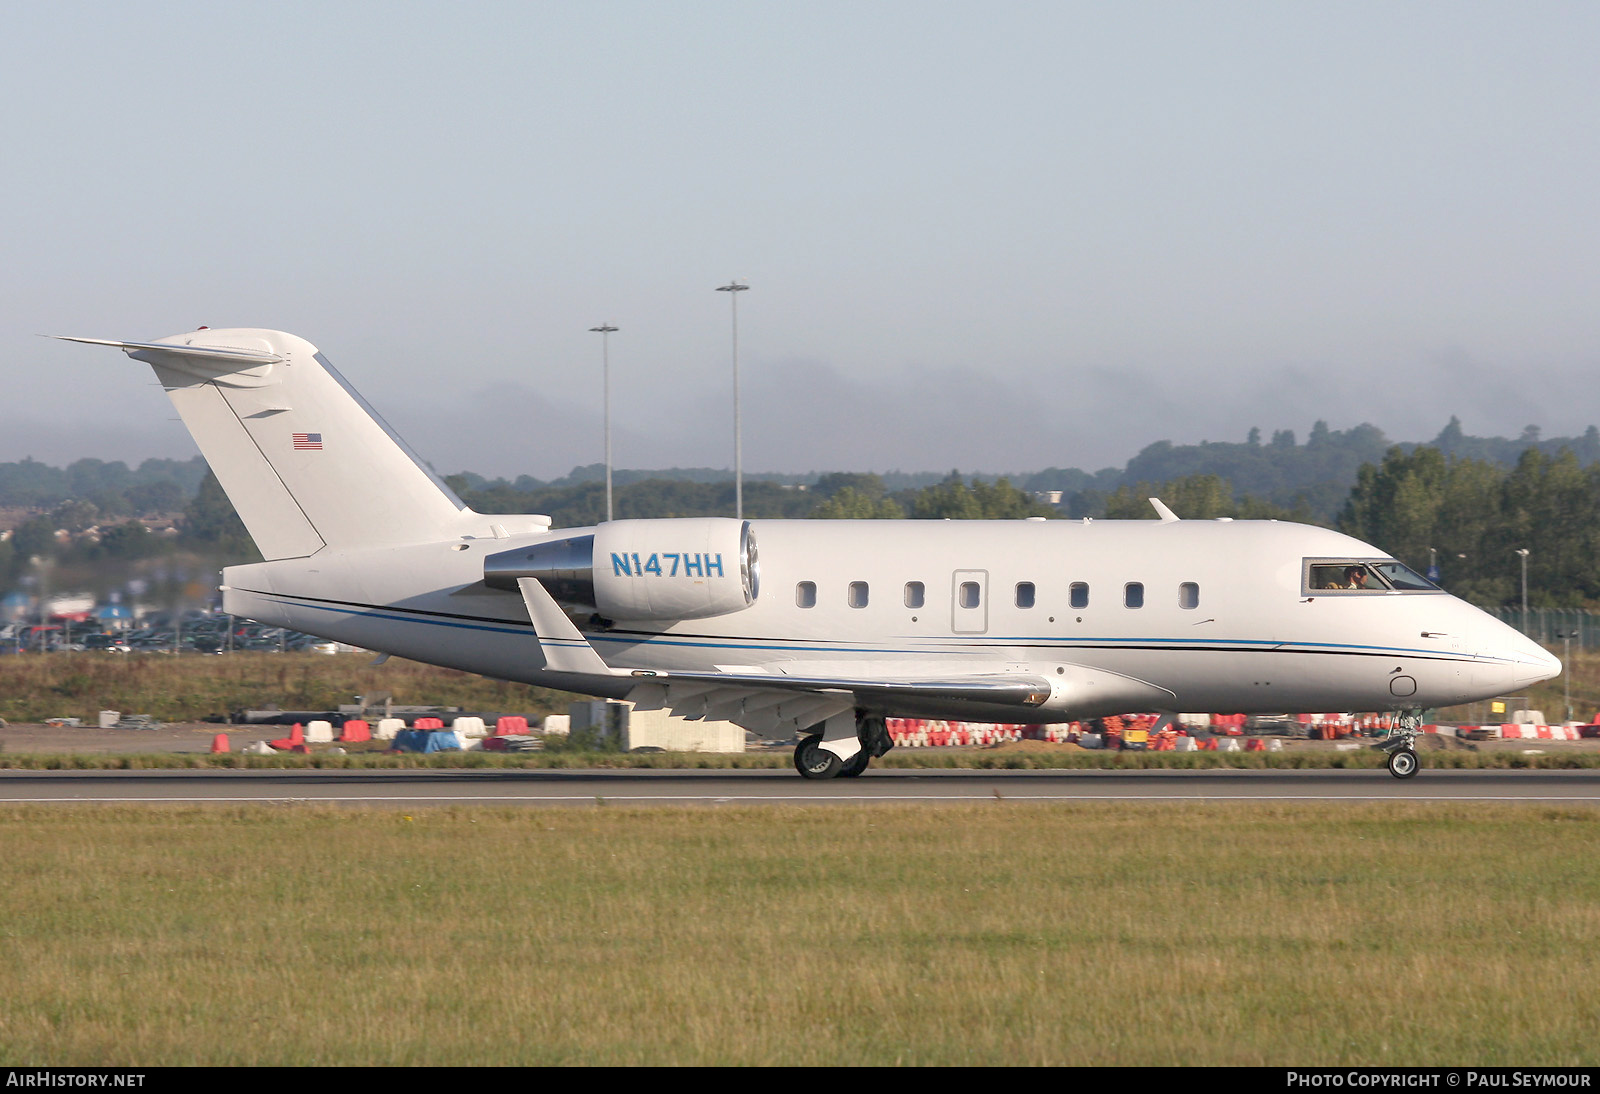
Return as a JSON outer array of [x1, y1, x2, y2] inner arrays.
[[484, 518, 759, 621]]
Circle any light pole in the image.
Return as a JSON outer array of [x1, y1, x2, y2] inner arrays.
[[1514, 548, 1530, 635], [589, 323, 619, 522], [1559, 629, 1574, 721], [716, 280, 749, 519]]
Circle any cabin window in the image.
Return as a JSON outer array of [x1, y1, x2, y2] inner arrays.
[[1124, 582, 1144, 608], [796, 581, 817, 608], [1070, 582, 1089, 609], [848, 581, 869, 608], [959, 581, 981, 609], [1179, 582, 1200, 609], [1015, 582, 1036, 608], [904, 581, 925, 608]]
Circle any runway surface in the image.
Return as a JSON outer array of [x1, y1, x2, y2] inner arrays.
[[1, 767, 1598, 806]]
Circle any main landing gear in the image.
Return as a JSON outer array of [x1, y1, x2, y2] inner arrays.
[[1373, 709, 1424, 779], [793, 714, 894, 780]]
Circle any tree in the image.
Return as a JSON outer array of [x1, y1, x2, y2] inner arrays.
[[812, 472, 887, 501], [97, 521, 160, 561], [125, 480, 185, 516], [907, 475, 1053, 520], [1103, 475, 1230, 519], [810, 487, 903, 519], [1101, 474, 1309, 522], [182, 469, 258, 560]]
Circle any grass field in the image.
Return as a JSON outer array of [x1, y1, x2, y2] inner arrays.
[[1, 801, 1597, 1066]]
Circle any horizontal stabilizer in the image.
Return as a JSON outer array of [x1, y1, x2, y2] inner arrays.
[[53, 336, 284, 366]]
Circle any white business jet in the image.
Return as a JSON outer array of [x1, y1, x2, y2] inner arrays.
[[61, 328, 1560, 779]]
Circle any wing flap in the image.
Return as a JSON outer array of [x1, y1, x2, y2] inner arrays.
[[620, 667, 1055, 739], [635, 668, 1054, 708]]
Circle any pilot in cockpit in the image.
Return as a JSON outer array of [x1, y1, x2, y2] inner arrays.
[[1339, 565, 1370, 590], [1313, 564, 1374, 590]]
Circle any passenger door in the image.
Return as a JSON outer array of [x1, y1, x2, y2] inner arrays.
[[951, 570, 988, 634]]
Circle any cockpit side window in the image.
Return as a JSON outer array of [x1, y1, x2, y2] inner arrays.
[[1370, 561, 1438, 591], [1304, 558, 1439, 595]]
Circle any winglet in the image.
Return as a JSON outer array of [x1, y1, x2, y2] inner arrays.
[[516, 577, 618, 677], [1149, 497, 1180, 523]]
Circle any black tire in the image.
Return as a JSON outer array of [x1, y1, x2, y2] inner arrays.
[[838, 750, 871, 778], [794, 733, 842, 779], [1387, 748, 1419, 779]]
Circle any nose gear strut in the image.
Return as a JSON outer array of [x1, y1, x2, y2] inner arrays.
[[1373, 709, 1424, 779]]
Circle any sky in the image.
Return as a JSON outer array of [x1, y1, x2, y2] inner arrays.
[[5, 1, 1599, 480]]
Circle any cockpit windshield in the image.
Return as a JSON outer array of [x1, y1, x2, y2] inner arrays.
[[1304, 558, 1439, 594]]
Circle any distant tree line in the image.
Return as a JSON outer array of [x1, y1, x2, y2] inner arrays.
[[1338, 446, 1600, 609], [1024, 417, 1600, 521], [9, 418, 1600, 610], [0, 456, 208, 513], [0, 469, 256, 599], [447, 470, 1055, 525], [5, 417, 1593, 524]]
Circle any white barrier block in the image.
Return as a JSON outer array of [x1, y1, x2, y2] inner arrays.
[[1269, 739, 1283, 751], [374, 718, 403, 740], [304, 720, 334, 743], [1220, 738, 1241, 751], [1174, 736, 1197, 752], [452, 716, 487, 738], [542, 714, 571, 736]]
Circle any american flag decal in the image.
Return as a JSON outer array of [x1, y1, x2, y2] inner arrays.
[[293, 433, 323, 450]]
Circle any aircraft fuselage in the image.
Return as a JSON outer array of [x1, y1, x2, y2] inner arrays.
[[220, 515, 1555, 723]]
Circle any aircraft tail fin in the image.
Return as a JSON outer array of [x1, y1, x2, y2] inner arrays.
[[59, 329, 475, 559]]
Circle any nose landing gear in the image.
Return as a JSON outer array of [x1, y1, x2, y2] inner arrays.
[[1385, 746, 1419, 778], [1374, 709, 1423, 779]]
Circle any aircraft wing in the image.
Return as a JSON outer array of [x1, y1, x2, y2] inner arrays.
[[515, 573, 1054, 733]]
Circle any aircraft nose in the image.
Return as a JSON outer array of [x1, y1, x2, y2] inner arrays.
[[1484, 625, 1562, 692], [1512, 642, 1563, 691]]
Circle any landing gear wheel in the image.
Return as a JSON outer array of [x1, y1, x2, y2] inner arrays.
[[1387, 748, 1419, 779], [838, 750, 871, 778], [794, 734, 842, 780]]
